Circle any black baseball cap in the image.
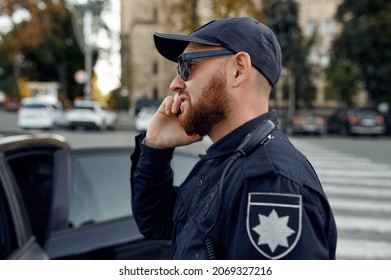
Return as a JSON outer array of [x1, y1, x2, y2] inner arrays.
[[153, 17, 282, 86]]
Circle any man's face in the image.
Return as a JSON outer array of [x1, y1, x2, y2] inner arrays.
[[178, 64, 231, 136]]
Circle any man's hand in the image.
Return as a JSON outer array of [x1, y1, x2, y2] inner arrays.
[[145, 95, 203, 149]]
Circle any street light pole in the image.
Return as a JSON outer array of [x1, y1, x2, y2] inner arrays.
[[72, 1, 103, 100], [83, 7, 93, 100]]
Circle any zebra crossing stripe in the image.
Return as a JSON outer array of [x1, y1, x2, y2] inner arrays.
[[335, 215, 391, 232], [320, 176, 391, 187], [312, 161, 390, 171], [316, 169, 391, 178], [325, 185, 391, 199], [337, 239, 391, 259], [291, 138, 391, 260], [330, 199, 391, 213]]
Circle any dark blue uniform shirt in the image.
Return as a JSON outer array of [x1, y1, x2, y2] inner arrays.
[[130, 110, 337, 259]]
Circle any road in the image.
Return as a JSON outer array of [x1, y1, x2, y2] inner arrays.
[[1, 109, 391, 259], [290, 137, 391, 259], [2, 109, 391, 163], [0, 109, 212, 154]]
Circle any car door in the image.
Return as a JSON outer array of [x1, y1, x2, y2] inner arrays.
[[0, 159, 48, 260], [44, 147, 198, 259], [53, 103, 69, 128]]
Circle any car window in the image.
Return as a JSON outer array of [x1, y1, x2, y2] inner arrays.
[[68, 150, 132, 228], [359, 110, 377, 116], [0, 175, 18, 259], [21, 103, 47, 109], [7, 153, 54, 245], [139, 107, 158, 114], [73, 106, 95, 111], [67, 149, 198, 228]]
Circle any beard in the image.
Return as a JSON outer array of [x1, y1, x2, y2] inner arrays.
[[179, 67, 231, 136]]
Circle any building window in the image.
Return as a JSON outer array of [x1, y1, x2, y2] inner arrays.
[[153, 61, 158, 75], [153, 87, 158, 99], [305, 20, 318, 36], [323, 19, 336, 35], [152, 7, 158, 23]]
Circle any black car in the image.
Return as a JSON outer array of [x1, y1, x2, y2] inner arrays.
[[0, 133, 198, 259], [327, 107, 385, 136], [134, 98, 162, 116], [284, 110, 326, 135], [384, 114, 391, 135]]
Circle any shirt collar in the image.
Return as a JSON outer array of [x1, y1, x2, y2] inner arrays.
[[203, 110, 279, 160]]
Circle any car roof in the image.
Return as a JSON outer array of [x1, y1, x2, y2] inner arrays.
[[0, 132, 70, 152], [74, 100, 100, 106], [139, 106, 158, 112], [21, 96, 59, 105]]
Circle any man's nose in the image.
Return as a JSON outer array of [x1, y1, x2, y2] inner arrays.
[[170, 74, 186, 92]]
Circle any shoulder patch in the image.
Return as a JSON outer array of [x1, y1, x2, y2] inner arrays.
[[246, 192, 302, 259]]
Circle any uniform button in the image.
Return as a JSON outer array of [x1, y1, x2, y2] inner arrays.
[[198, 180, 203, 186], [210, 192, 215, 198]]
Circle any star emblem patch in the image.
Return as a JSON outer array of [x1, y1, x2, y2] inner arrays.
[[247, 192, 302, 259]]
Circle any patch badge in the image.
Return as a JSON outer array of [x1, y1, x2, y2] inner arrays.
[[246, 192, 302, 259]]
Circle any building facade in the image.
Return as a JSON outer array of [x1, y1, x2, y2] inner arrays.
[[296, 0, 342, 108], [120, 0, 185, 109], [120, 0, 342, 111]]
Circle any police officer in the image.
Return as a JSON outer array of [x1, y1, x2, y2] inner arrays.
[[130, 17, 337, 259]]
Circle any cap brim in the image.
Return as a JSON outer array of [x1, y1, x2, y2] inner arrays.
[[153, 32, 220, 62]]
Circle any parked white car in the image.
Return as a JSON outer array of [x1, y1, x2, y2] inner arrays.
[[66, 100, 117, 131], [17, 97, 68, 130], [135, 106, 157, 131]]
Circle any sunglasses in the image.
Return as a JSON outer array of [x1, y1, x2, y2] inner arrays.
[[176, 49, 234, 81]]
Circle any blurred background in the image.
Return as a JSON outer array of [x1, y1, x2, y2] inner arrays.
[[0, 0, 390, 129], [0, 0, 391, 260]]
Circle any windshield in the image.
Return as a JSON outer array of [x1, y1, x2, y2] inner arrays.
[[22, 103, 47, 109], [73, 106, 95, 111]]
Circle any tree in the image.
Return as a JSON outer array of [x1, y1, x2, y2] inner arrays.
[[0, 0, 100, 101], [169, 0, 266, 33], [168, 0, 316, 110], [0, 0, 68, 59], [326, 58, 360, 107], [264, 0, 300, 65], [210, 0, 266, 20], [289, 31, 318, 108], [169, 0, 200, 32], [264, 0, 317, 111], [327, 0, 391, 106]]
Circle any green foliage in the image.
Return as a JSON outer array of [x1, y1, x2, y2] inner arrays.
[[328, 0, 391, 105], [168, 0, 316, 107], [265, 0, 316, 107], [0, 0, 91, 100], [291, 33, 318, 107], [326, 59, 360, 107], [169, 0, 266, 33], [264, 0, 301, 65], [0, 55, 16, 97], [210, 0, 266, 20], [169, 0, 201, 32]]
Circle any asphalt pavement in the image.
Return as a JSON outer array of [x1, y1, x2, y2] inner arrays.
[[1, 107, 391, 259]]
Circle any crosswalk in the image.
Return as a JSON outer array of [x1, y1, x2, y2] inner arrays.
[[291, 138, 391, 259]]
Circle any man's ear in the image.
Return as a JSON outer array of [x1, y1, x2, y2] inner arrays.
[[233, 52, 252, 87]]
